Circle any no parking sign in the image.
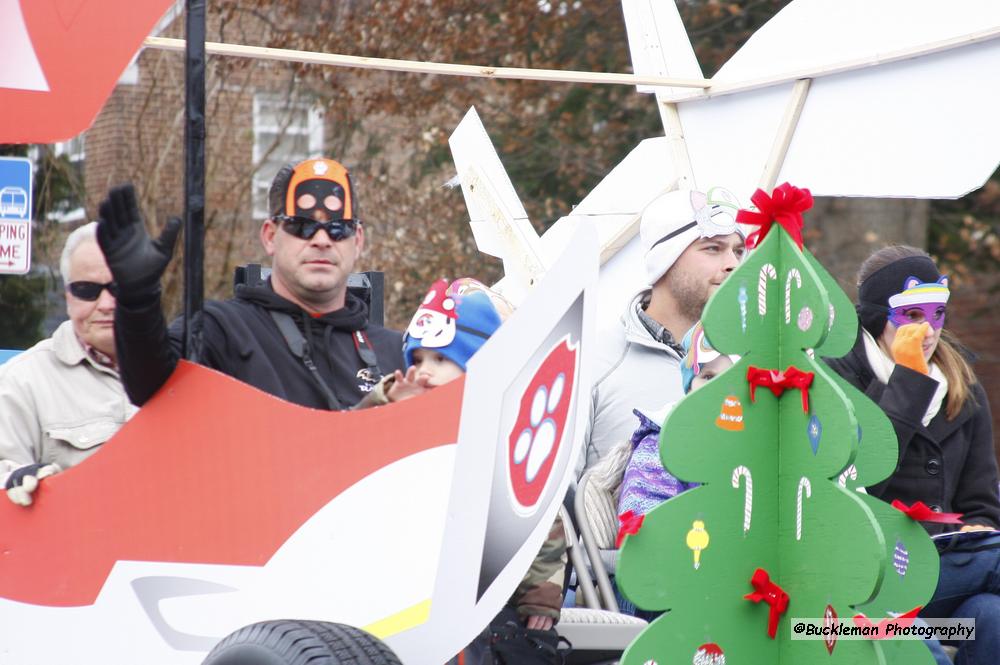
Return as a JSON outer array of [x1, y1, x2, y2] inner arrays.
[[0, 157, 32, 275]]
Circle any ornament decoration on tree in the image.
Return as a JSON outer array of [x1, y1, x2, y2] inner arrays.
[[731, 466, 753, 535], [736, 182, 814, 250], [738, 284, 748, 332], [807, 415, 822, 455], [715, 395, 745, 431], [746, 366, 815, 411], [824, 604, 838, 655], [693, 643, 726, 665], [686, 520, 710, 569], [797, 306, 813, 332], [893, 539, 909, 577], [744, 568, 789, 639], [890, 500, 963, 524], [617, 510, 646, 548]]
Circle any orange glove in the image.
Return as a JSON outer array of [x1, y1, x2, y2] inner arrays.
[[890, 323, 929, 375]]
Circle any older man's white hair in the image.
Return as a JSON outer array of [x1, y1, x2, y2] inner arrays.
[[59, 222, 100, 284]]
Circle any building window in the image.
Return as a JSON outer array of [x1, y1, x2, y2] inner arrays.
[[53, 136, 85, 163], [252, 94, 324, 219], [26, 138, 87, 224]]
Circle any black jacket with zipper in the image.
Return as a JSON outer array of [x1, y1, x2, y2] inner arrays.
[[114, 281, 404, 410], [824, 334, 1000, 535]]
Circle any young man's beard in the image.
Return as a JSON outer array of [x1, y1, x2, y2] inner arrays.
[[664, 269, 711, 323]]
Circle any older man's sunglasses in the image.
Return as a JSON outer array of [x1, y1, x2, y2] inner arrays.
[[276, 215, 360, 241], [68, 281, 119, 301]]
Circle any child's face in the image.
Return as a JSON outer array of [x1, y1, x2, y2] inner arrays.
[[690, 355, 734, 392], [411, 348, 464, 387]]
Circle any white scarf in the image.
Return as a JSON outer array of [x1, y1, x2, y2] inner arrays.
[[861, 329, 948, 426]]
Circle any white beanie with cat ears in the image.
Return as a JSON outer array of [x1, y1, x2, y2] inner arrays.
[[640, 187, 743, 287]]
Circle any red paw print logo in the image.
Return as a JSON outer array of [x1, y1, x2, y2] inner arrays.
[[508, 337, 578, 510]]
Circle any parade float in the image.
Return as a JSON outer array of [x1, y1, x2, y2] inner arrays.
[[2, 1, 1000, 664]]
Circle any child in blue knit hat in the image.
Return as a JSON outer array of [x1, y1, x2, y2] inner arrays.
[[357, 278, 502, 406], [401, 278, 502, 391]]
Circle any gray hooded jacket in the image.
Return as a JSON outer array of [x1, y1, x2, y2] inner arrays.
[[578, 290, 685, 477]]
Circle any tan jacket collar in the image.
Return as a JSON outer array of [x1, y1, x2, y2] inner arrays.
[[51, 321, 119, 376]]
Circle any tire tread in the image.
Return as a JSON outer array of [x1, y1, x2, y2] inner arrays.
[[203, 619, 402, 665]]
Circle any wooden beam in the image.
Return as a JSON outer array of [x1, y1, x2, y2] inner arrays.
[[143, 37, 712, 89], [145, 24, 1000, 97], [758, 78, 811, 192], [658, 101, 696, 189], [655, 24, 1000, 103]]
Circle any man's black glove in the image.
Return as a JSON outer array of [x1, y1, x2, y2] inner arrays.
[[96, 184, 182, 307]]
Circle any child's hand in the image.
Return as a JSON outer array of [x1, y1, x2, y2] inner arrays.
[[386, 367, 432, 402], [960, 524, 996, 532], [890, 322, 930, 375], [525, 615, 554, 631]]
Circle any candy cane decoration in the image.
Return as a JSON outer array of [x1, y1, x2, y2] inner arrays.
[[758, 263, 777, 315], [838, 464, 858, 487], [796, 476, 812, 541], [731, 465, 753, 534], [785, 268, 802, 324]]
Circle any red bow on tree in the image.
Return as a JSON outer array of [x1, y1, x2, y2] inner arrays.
[[853, 606, 922, 640], [746, 366, 815, 412], [616, 510, 646, 548], [744, 568, 789, 639], [736, 183, 814, 250], [891, 500, 964, 524]]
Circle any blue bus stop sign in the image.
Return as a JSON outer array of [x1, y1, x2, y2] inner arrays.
[[0, 156, 33, 275]]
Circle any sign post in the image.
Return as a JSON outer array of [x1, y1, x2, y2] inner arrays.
[[0, 157, 33, 275]]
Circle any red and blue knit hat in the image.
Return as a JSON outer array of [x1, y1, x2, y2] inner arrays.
[[403, 279, 502, 371]]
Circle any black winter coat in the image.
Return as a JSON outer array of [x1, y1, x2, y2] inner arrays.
[[825, 335, 1000, 535], [114, 282, 404, 410]]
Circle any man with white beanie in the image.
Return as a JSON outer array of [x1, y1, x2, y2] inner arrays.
[[578, 187, 745, 476]]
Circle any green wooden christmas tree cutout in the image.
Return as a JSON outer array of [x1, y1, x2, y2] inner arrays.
[[615, 185, 938, 665]]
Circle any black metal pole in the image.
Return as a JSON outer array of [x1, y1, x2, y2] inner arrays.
[[183, 0, 206, 361]]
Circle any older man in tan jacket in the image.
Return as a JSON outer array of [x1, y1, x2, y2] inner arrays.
[[0, 222, 137, 506]]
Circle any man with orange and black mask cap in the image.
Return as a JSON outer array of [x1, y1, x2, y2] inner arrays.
[[96, 158, 405, 410], [283, 158, 351, 222]]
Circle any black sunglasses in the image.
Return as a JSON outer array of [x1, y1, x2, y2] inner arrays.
[[276, 215, 360, 241], [68, 281, 119, 301]]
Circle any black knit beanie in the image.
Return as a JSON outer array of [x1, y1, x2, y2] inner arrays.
[[856, 255, 942, 337]]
